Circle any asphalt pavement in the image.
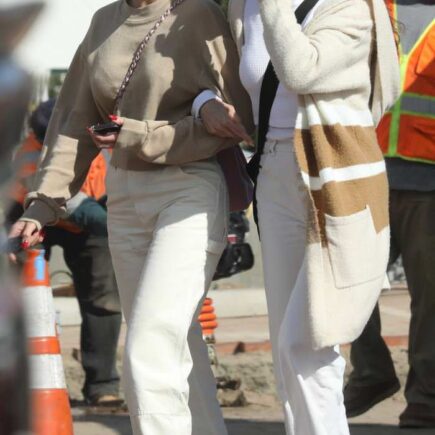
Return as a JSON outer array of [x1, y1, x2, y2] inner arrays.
[[65, 289, 426, 435], [73, 414, 434, 435]]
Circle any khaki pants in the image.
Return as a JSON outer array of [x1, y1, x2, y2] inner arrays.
[[106, 161, 228, 435], [349, 190, 435, 407]]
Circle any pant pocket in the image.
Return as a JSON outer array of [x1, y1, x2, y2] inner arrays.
[[325, 206, 389, 289]]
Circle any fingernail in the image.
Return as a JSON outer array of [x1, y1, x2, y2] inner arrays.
[[109, 115, 118, 121], [21, 240, 30, 249]]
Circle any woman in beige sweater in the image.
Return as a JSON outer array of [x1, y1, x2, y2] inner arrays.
[[9, 0, 253, 433], [197, 0, 400, 433]]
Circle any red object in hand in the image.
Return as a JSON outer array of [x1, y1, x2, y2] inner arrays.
[[227, 234, 237, 244], [108, 114, 118, 121], [21, 240, 30, 250]]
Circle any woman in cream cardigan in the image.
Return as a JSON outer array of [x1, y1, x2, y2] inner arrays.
[[197, 0, 400, 433]]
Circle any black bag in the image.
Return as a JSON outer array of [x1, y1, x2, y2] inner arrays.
[[213, 212, 254, 280]]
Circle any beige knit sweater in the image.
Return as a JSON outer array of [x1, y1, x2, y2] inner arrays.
[[229, 0, 400, 348], [22, 0, 253, 228]]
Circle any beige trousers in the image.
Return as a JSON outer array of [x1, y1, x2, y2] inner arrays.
[[106, 160, 228, 435], [257, 140, 349, 435]]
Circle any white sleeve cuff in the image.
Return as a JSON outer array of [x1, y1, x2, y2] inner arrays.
[[192, 90, 221, 118], [65, 191, 89, 216]]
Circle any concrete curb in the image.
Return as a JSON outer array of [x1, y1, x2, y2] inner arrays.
[[54, 288, 268, 327]]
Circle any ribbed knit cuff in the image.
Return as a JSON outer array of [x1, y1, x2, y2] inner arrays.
[[116, 117, 148, 150], [21, 198, 58, 229]]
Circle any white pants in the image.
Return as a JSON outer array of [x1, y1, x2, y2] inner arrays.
[[106, 161, 229, 435], [257, 140, 350, 435]]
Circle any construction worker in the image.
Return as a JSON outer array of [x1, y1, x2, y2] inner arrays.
[[6, 99, 123, 407], [344, 2, 435, 428]]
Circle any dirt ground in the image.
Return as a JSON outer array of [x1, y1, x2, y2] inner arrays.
[[65, 345, 409, 406], [67, 344, 430, 435]]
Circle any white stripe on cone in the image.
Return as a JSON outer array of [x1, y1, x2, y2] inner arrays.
[[22, 286, 57, 338], [29, 354, 66, 390]]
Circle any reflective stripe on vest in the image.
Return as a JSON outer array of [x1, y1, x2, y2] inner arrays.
[[378, 0, 435, 164]]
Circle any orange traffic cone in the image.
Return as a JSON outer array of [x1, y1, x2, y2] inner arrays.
[[199, 298, 218, 366], [21, 249, 73, 435], [199, 298, 218, 338]]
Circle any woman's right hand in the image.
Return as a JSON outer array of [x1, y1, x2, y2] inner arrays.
[[87, 116, 124, 150], [8, 220, 44, 263], [200, 100, 253, 145]]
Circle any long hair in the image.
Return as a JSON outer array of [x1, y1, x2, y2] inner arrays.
[[389, 17, 403, 49]]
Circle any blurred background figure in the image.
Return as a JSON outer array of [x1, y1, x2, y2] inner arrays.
[[344, 0, 435, 428], [0, 0, 44, 432], [5, 99, 124, 407]]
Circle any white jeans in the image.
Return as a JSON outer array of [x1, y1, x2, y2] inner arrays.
[[257, 140, 350, 435], [106, 161, 229, 435]]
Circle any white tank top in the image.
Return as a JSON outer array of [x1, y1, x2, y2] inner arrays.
[[239, 0, 323, 141]]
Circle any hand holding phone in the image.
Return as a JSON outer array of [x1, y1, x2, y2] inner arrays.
[[87, 116, 123, 150], [90, 121, 122, 136]]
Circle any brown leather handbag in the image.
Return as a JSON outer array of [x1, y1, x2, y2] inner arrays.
[[217, 146, 253, 212]]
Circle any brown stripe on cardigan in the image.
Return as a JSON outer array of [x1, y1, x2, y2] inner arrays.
[[309, 172, 389, 244], [294, 125, 383, 177]]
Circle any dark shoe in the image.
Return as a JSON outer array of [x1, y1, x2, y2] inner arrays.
[[344, 378, 401, 418], [86, 394, 124, 408], [399, 403, 435, 428]]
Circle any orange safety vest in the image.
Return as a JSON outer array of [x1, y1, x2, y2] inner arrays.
[[10, 133, 110, 233], [377, 1, 435, 164], [10, 132, 42, 205]]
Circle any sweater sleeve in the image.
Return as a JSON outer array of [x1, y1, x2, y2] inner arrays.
[[22, 44, 102, 228], [115, 36, 254, 165], [258, 0, 373, 95], [116, 116, 236, 164]]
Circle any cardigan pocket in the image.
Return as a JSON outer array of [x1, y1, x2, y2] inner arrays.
[[325, 206, 387, 289]]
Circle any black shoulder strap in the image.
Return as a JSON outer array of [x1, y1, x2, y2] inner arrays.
[[256, 0, 320, 158]]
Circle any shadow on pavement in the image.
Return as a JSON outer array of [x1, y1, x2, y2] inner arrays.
[[227, 421, 435, 434], [350, 424, 434, 435], [73, 415, 435, 435]]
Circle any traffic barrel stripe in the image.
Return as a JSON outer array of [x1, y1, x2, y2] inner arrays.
[[32, 390, 72, 434], [199, 304, 214, 314], [29, 337, 61, 355], [198, 313, 217, 322], [200, 320, 218, 330], [29, 354, 66, 390], [22, 286, 57, 338]]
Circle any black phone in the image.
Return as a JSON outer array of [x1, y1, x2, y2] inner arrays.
[[90, 121, 121, 135], [1, 236, 23, 254]]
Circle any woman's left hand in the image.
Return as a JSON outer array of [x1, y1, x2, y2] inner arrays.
[[87, 116, 124, 150], [200, 100, 253, 145]]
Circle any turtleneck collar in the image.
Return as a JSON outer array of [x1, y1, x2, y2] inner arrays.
[[121, 0, 172, 23]]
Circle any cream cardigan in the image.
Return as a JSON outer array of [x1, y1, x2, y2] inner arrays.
[[229, 0, 400, 348]]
